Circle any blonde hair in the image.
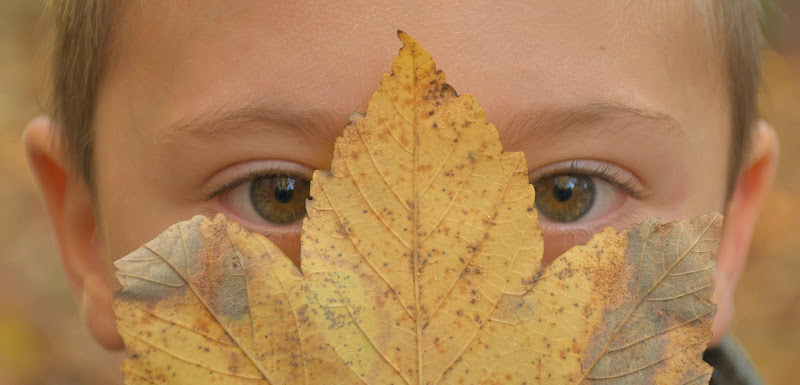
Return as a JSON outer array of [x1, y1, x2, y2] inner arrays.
[[703, 0, 766, 198], [44, 0, 118, 189], [44, 1, 764, 196]]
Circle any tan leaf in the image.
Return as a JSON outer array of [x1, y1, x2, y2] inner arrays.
[[113, 31, 720, 385]]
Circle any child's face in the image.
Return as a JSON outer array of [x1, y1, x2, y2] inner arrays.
[[33, 0, 775, 351], [95, 1, 729, 264]]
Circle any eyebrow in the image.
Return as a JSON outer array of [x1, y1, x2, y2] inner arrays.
[[160, 101, 681, 147], [158, 103, 343, 143], [499, 102, 682, 147]]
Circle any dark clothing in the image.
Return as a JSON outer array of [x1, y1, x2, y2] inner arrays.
[[705, 336, 765, 385]]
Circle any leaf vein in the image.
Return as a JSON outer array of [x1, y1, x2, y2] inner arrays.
[[224, 226, 257, 348], [427, 156, 521, 322], [311, 193, 415, 320], [578, 219, 716, 383], [330, 274, 413, 385], [116, 272, 185, 288], [128, 302, 236, 347], [141, 240, 276, 384], [374, 102, 414, 154], [255, 237, 309, 385], [118, 327, 265, 380], [605, 310, 711, 353], [587, 342, 707, 380], [354, 121, 413, 214], [645, 282, 715, 302]]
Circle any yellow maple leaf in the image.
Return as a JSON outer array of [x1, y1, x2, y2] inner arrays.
[[113, 31, 720, 385]]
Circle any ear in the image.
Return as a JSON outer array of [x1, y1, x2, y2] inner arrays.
[[23, 116, 124, 350], [711, 120, 778, 346]]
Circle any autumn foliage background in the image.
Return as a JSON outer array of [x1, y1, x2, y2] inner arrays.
[[0, 2, 798, 384]]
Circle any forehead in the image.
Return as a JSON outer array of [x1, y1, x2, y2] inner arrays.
[[103, 0, 724, 139]]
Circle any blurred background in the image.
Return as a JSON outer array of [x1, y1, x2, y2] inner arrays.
[[1, 1, 798, 384]]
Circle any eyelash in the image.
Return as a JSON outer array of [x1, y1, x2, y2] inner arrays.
[[530, 161, 650, 200], [207, 161, 648, 202], [205, 166, 311, 201]]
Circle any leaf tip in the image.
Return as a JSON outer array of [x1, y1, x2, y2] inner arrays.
[[348, 110, 366, 124], [684, 212, 724, 242], [397, 30, 418, 49], [704, 211, 724, 228]]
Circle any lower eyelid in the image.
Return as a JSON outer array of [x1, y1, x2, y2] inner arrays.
[[541, 224, 595, 240]]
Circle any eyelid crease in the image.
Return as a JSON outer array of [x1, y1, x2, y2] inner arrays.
[[530, 161, 651, 200], [205, 166, 312, 201]]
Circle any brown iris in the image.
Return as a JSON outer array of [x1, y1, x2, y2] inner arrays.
[[534, 175, 595, 222], [250, 176, 310, 224]]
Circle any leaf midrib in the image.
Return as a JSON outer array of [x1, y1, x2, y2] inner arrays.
[[410, 43, 424, 385]]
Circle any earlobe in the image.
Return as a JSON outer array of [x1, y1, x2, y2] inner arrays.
[[711, 120, 778, 346], [23, 116, 124, 350]]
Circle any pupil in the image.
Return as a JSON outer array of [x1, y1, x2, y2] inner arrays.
[[274, 178, 295, 203], [552, 177, 575, 202]]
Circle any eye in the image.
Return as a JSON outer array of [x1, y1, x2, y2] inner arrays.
[[530, 161, 645, 225], [210, 162, 313, 227], [249, 176, 310, 224], [534, 175, 595, 222]]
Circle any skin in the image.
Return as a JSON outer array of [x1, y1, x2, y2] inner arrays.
[[25, 0, 777, 353]]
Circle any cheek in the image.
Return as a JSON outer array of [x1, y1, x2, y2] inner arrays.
[[95, 198, 196, 265], [269, 232, 302, 268], [540, 228, 595, 266], [93, 148, 201, 264]]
